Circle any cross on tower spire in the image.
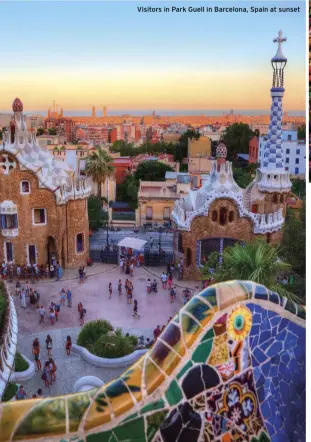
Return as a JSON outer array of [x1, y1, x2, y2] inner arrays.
[[272, 30, 287, 62]]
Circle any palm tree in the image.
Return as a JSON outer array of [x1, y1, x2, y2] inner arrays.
[[85, 147, 114, 197], [201, 240, 301, 304]]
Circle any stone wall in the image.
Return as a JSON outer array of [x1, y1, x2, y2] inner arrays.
[[0, 159, 88, 268]]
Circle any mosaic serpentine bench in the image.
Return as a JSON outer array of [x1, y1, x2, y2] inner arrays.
[[0, 280, 305, 442]]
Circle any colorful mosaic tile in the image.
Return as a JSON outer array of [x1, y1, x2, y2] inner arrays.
[[0, 281, 305, 442]]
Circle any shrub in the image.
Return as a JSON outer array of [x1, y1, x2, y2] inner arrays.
[[77, 319, 113, 353], [2, 382, 18, 402], [77, 321, 138, 358], [93, 333, 135, 359], [14, 352, 29, 372], [0, 282, 8, 337]]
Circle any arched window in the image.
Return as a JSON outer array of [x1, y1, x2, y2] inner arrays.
[[267, 233, 271, 244], [76, 233, 84, 253], [280, 194, 284, 203], [229, 211, 234, 223], [272, 194, 278, 204], [219, 207, 227, 226], [212, 210, 217, 222]]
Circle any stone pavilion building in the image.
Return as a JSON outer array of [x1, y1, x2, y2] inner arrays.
[[0, 98, 92, 268], [172, 31, 292, 279]]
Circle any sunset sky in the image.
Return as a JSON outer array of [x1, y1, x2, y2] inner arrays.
[[0, 1, 306, 114]]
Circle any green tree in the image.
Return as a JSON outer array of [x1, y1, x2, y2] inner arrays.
[[297, 124, 305, 140], [221, 123, 255, 159], [36, 127, 45, 136], [201, 240, 300, 303], [291, 178, 306, 198], [85, 147, 114, 196], [117, 175, 139, 209], [134, 160, 174, 182], [281, 204, 305, 282], [87, 196, 108, 229], [233, 163, 259, 188], [48, 128, 57, 135]]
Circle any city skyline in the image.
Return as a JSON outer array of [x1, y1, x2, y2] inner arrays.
[[0, 1, 305, 113]]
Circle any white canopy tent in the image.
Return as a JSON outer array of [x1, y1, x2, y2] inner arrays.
[[117, 237, 147, 250]]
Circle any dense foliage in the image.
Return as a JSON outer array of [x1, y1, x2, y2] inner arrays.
[[233, 163, 259, 189], [281, 203, 306, 303], [0, 282, 7, 337], [14, 352, 29, 372], [291, 178, 306, 199], [36, 127, 45, 136], [88, 196, 108, 229], [2, 382, 17, 402], [135, 161, 174, 182], [221, 123, 256, 159], [116, 175, 139, 209], [297, 124, 305, 140], [77, 320, 138, 358], [201, 240, 301, 304]]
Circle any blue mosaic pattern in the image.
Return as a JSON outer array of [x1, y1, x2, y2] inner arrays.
[[263, 90, 284, 169], [247, 303, 305, 442]]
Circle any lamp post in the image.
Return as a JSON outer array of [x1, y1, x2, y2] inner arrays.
[[106, 219, 109, 247]]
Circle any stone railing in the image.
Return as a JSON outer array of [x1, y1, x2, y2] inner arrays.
[[72, 343, 147, 368], [0, 283, 18, 399]]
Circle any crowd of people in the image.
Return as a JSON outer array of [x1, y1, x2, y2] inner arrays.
[[2, 256, 63, 281]]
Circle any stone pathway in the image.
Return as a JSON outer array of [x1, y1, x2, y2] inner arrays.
[[17, 325, 154, 397], [9, 265, 198, 397]]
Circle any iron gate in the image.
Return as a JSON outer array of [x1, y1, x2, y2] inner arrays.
[[143, 251, 174, 267], [90, 247, 118, 264]]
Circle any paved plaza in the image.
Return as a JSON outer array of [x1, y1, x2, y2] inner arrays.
[[9, 264, 198, 396]]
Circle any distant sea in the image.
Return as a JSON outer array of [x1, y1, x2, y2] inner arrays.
[[1, 109, 305, 117]]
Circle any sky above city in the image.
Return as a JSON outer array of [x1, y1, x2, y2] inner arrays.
[[0, 1, 306, 114]]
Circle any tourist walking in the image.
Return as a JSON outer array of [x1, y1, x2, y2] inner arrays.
[[55, 301, 60, 322], [66, 336, 72, 355], [49, 357, 57, 383], [127, 280, 133, 304], [60, 289, 66, 306], [130, 262, 134, 277], [78, 303, 85, 326], [120, 258, 124, 273], [46, 334, 53, 356], [49, 304, 55, 325], [170, 286, 176, 303], [20, 289, 26, 309], [15, 280, 21, 296], [32, 337, 42, 371], [30, 289, 36, 310], [167, 273, 173, 290], [133, 299, 139, 319], [118, 279, 122, 296], [153, 325, 161, 340], [161, 272, 167, 289], [39, 305, 45, 323], [15, 385, 28, 400], [67, 288, 72, 307], [42, 362, 50, 388], [109, 282, 112, 299]]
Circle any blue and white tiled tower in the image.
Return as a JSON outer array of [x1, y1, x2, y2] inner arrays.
[[257, 30, 291, 192]]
